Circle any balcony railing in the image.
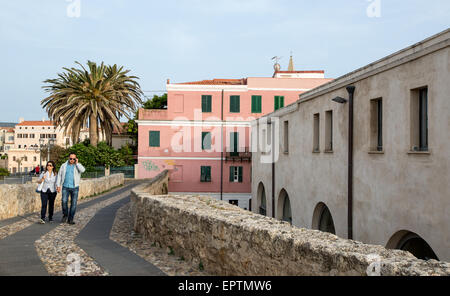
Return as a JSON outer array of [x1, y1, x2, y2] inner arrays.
[[225, 147, 252, 162]]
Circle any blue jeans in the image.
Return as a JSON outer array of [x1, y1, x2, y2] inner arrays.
[[62, 187, 79, 221]]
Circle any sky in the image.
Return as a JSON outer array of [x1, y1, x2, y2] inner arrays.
[[0, 0, 449, 122]]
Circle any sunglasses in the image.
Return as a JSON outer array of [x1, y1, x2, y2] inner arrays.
[[47, 164, 53, 167], [69, 158, 76, 160]]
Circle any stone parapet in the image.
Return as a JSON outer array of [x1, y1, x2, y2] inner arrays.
[[0, 174, 124, 221], [130, 173, 450, 276]]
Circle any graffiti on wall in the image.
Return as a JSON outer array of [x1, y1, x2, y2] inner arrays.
[[143, 160, 160, 172]]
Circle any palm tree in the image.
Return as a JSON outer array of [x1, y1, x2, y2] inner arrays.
[[41, 61, 143, 147]]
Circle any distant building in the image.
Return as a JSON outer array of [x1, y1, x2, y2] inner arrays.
[[251, 29, 450, 261], [137, 57, 333, 209]]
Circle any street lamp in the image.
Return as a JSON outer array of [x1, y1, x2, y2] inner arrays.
[[39, 138, 45, 168], [47, 138, 55, 161]]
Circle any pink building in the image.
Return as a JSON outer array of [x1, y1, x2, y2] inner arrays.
[[137, 63, 333, 209]]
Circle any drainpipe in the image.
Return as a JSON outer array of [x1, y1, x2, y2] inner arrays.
[[346, 85, 355, 240], [268, 118, 275, 218], [220, 89, 224, 201]]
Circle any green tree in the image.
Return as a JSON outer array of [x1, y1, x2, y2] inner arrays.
[[118, 143, 135, 165], [0, 168, 9, 177], [42, 61, 144, 147]]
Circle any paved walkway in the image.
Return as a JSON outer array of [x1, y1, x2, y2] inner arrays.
[[0, 181, 165, 276]]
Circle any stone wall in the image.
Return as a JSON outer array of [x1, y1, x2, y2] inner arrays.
[[0, 173, 124, 220], [130, 173, 450, 276]]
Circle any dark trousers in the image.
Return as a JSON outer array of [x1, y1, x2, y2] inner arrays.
[[62, 187, 79, 222], [40, 189, 57, 220]]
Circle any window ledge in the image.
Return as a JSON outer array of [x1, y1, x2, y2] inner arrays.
[[368, 150, 384, 154], [312, 150, 320, 154], [324, 150, 334, 154], [283, 151, 289, 155], [407, 150, 431, 155]]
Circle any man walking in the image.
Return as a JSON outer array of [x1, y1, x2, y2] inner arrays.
[[56, 153, 85, 225]]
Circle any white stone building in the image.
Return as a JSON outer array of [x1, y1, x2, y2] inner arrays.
[[251, 29, 450, 261]]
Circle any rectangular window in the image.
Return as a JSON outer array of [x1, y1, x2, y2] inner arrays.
[[229, 166, 243, 183], [202, 132, 211, 150], [202, 95, 212, 113], [200, 166, 211, 182], [230, 96, 240, 113], [251, 95, 262, 113], [410, 87, 428, 151], [313, 113, 320, 152], [284, 121, 289, 153], [30, 134, 35, 139], [149, 131, 160, 147], [370, 98, 383, 151], [325, 110, 333, 151], [230, 132, 239, 156], [274, 96, 285, 111]]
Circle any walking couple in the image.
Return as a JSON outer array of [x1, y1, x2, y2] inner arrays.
[[37, 153, 85, 225]]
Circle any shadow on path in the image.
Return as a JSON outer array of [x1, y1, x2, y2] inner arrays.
[[0, 182, 139, 276]]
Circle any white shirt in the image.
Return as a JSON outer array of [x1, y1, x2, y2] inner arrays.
[[39, 171, 57, 193]]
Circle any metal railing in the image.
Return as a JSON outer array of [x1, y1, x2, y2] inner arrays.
[[111, 166, 135, 179], [81, 166, 106, 179]]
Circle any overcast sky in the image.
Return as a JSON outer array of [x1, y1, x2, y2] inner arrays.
[[0, 0, 449, 122]]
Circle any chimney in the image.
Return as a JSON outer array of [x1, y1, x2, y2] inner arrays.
[[19, 117, 24, 123], [167, 78, 170, 84], [42, 117, 46, 122]]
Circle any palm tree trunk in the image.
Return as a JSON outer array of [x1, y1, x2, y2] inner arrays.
[[89, 113, 98, 147]]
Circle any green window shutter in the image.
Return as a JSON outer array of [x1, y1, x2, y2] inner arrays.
[[229, 166, 234, 182], [202, 95, 212, 112], [230, 96, 240, 113], [258, 96, 262, 113], [202, 132, 211, 150], [149, 131, 160, 147], [238, 167, 243, 183], [230, 132, 239, 155], [252, 96, 262, 113], [280, 96, 285, 108], [206, 166, 211, 182], [274, 96, 279, 111], [201, 166, 211, 182]]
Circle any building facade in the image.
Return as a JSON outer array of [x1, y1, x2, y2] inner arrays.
[[251, 30, 450, 261], [137, 63, 332, 209]]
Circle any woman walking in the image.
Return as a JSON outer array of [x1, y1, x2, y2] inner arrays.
[[37, 161, 58, 224]]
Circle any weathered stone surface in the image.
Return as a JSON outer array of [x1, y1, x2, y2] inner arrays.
[[0, 174, 124, 221], [130, 172, 450, 276]]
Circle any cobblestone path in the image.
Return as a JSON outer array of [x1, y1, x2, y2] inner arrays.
[[0, 181, 204, 276]]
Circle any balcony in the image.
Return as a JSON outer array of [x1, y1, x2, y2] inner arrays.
[[225, 147, 252, 162]]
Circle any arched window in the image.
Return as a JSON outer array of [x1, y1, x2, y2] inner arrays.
[[312, 202, 336, 235], [277, 189, 292, 224], [387, 231, 439, 261], [257, 182, 267, 216]]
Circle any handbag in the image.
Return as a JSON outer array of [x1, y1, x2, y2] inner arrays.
[[36, 182, 44, 194], [36, 174, 44, 193]]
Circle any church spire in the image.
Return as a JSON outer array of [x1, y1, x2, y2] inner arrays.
[[288, 52, 295, 71]]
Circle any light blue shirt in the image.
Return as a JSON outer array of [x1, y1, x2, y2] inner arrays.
[[63, 164, 75, 188]]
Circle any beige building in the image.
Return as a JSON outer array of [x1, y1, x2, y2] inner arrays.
[[0, 126, 15, 155], [8, 119, 70, 173], [251, 29, 450, 261]]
